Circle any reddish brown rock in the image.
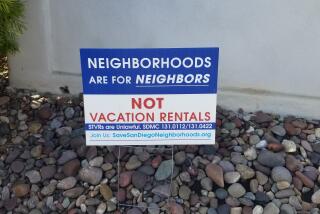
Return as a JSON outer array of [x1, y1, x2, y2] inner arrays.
[[63, 159, 80, 176], [267, 143, 284, 152], [168, 202, 184, 214], [119, 171, 133, 187], [292, 120, 307, 129], [216, 119, 222, 127], [205, 163, 224, 187], [292, 176, 303, 190], [286, 155, 302, 172], [151, 155, 162, 168], [0, 96, 10, 106], [295, 171, 314, 188], [284, 123, 300, 136], [38, 106, 52, 120], [253, 112, 273, 123], [242, 206, 253, 214], [12, 183, 30, 197], [116, 188, 126, 202]]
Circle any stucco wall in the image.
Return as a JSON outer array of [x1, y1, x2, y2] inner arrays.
[[9, 0, 320, 118]]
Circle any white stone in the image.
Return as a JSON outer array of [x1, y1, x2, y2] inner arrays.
[[253, 205, 263, 214], [282, 140, 296, 153]]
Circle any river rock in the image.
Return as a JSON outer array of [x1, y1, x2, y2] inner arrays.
[[257, 150, 285, 168], [205, 163, 224, 187], [228, 183, 246, 198], [271, 166, 292, 183], [79, 167, 102, 185], [155, 159, 173, 181]]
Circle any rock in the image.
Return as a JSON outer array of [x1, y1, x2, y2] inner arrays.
[[285, 155, 302, 172], [236, 164, 255, 180], [28, 121, 42, 134], [64, 107, 75, 119], [179, 185, 191, 200], [127, 208, 143, 214], [155, 159, 173, 181], [0, 96, 10, 106], [63, 187, 84, 198], [201, 177, 213, 190], [254, 112, 273, 123], [79, 167, 103, 185], [6, 150, 22, 165], [219, 160, 235, 172], [30, 145, 42, 158], [263, 202, 280, 214], [315, 128, 320, 138], [208, 208, 218, 214], [304, 166, 318, 181], [255, 191, 270, 205], [276, 181, 290, 190], [63, 159, 80, 176], [282, 140, 296, 153], [100, 183, 113, 200], [228, 183, 246, 198], [312, 143, 320, 153], [152, 184, 171, 198], [25, 170, 41, 183], [215, 188, 228, 199], [168, 202, 184, 214], [148, 203, 160, 214], [4, 197, 17, 211], [29, 209, 42, 214], [289, 196, 302, 210], [301, 140, 312, 152], [12, 183, 30, 197], [132, 171, 148, 189], [271, 125, 286, 137], [205, 163, 224, 187], [217, 204, 231, 214], [224, 171, 241, 184], [256, 140, 268, 149], [312, 189, 320, 204], [271, 166, 292, 183], [275, 189, 295, 198], [249, 135, 260, 145], [151, 155, 162, 168], [256, 171, 268, 185], [89, 156, 103, 167], [174, 151, 186, 165], [280, 204, 295, 214], [125, 156, 142, 170], [267, 143, 284, 152], [244, 147, 257, 160], [40, 165, 56, 180], [57, 177, 77, 190], [41, 181, 57, 196], [10, 160, 24, 173], [295, 171, 314, 188], [38, 106, 52, 120], [58, 150, 77, 165], [179, 171, 191, 183], [253, 205, 263, 214], [96, 202, 107, 214], [230, 207, 242, 214], [257, 150, 285, 167], [119, 171, 133, 187]]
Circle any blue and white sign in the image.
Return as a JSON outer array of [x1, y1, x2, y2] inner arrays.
[[80, 48, 219, 145]]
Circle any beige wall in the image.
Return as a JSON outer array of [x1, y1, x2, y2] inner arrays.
[[9, 0, 320, 118]]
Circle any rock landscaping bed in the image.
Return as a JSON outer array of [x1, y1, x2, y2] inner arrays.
[[0, 85, 320, 213]]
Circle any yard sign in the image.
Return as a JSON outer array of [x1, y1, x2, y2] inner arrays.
[[80, 48, 219, 145]]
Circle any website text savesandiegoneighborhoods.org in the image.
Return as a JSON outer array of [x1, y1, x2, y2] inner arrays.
[[106, 131, 212, 139]]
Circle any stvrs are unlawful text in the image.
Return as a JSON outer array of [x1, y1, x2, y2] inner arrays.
[[86, 56, 213, 85]]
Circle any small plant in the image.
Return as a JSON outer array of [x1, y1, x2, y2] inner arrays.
[[0, 0, 25, 56]]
